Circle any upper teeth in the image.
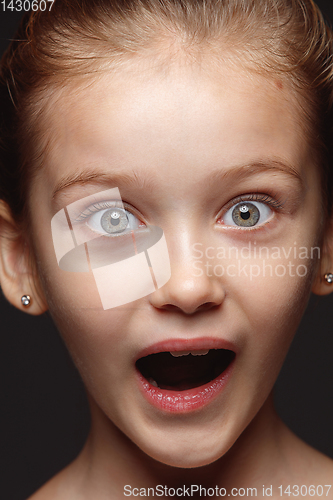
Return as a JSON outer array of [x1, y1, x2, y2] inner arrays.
[[170, 349, 209, 357]]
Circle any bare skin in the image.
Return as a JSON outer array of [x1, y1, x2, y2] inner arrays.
[[0, 55, 332, 498], [28, 396, 333, 499]]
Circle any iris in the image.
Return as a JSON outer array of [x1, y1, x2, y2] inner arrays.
[[101, 208, 129, 234], [232, 202, 260, 227]]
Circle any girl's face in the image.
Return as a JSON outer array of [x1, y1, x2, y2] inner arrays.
[[29, 57, 324, 467]]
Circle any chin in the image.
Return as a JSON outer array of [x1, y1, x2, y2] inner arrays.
[[137, 435, 228, 469]]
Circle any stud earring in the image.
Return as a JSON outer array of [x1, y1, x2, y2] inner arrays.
[[324, 273, 333, 284], [21, 295, 31, 307]]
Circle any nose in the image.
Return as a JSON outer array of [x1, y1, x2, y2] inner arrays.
[[149, 237, 225, 315]]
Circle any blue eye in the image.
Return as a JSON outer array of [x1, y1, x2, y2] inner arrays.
[[223, 201, 273, 228], [87, 207, 143, 236]]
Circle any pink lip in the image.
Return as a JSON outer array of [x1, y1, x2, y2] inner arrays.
[[135, 337, 236, 414]]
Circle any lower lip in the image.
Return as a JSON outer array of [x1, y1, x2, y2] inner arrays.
[[136, 362, 234, 414]]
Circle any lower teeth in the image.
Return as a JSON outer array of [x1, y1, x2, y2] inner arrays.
[[148, 377, 158, 388]]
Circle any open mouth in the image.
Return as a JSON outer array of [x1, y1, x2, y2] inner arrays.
[[136, 349, 235, 391]]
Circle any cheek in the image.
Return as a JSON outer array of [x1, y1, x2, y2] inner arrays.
[[40, 271, 137, 404], [221, 222, 320, 333], [218, 261, 315, 426], [37, 247, 151, 374], [242, 267, 311, 324], [218, 229, 320, 369], [243, 260, 313, 334], [35, 243, 121, 361], [230, 255, 315, 388], [32, 216, 150, 397], [39, 259, 103, 321], [34, 216, 113, 313]]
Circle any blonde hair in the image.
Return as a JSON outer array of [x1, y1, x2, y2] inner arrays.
[[1, 0, 333, 221]]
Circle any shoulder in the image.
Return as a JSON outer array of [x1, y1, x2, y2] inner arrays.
[[27, 461, 84, 500]]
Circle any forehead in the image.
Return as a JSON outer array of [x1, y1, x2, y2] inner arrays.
[[41, 57, 308, 195]]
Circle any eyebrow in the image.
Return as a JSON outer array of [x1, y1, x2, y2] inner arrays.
[[52, 159, 303, 201], [209, 159, 303, 187], [52, 169, 157, 201]]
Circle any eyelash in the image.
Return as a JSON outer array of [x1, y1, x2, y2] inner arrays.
[[73, 193, 284, 230], [74, 200, 144, 224], [218, 192, 285, 227], [227, 193, 284, 211]]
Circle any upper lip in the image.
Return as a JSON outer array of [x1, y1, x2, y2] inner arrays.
[[135, 337, 237, 362]]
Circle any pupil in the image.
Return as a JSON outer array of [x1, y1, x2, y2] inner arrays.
[[240, 210, 250, 220], [101, 208, 129, 233]]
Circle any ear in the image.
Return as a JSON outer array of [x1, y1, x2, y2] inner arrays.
[[312, 216, 333, 296], [0, 200, 48, 315]]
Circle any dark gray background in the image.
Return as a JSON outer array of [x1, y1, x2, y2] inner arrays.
[[1, 2, 333, 499]]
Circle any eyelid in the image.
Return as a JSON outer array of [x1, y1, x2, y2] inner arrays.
[[216, 193, 284, 228], [223, 193, 284, 213], [73, 200, 147, 226], [217, 193, 284, 217]]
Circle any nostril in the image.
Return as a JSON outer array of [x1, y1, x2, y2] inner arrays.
[[155, 301, 220, 314], [197, 302, 220, 312], [157, 304, 181, 312]]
